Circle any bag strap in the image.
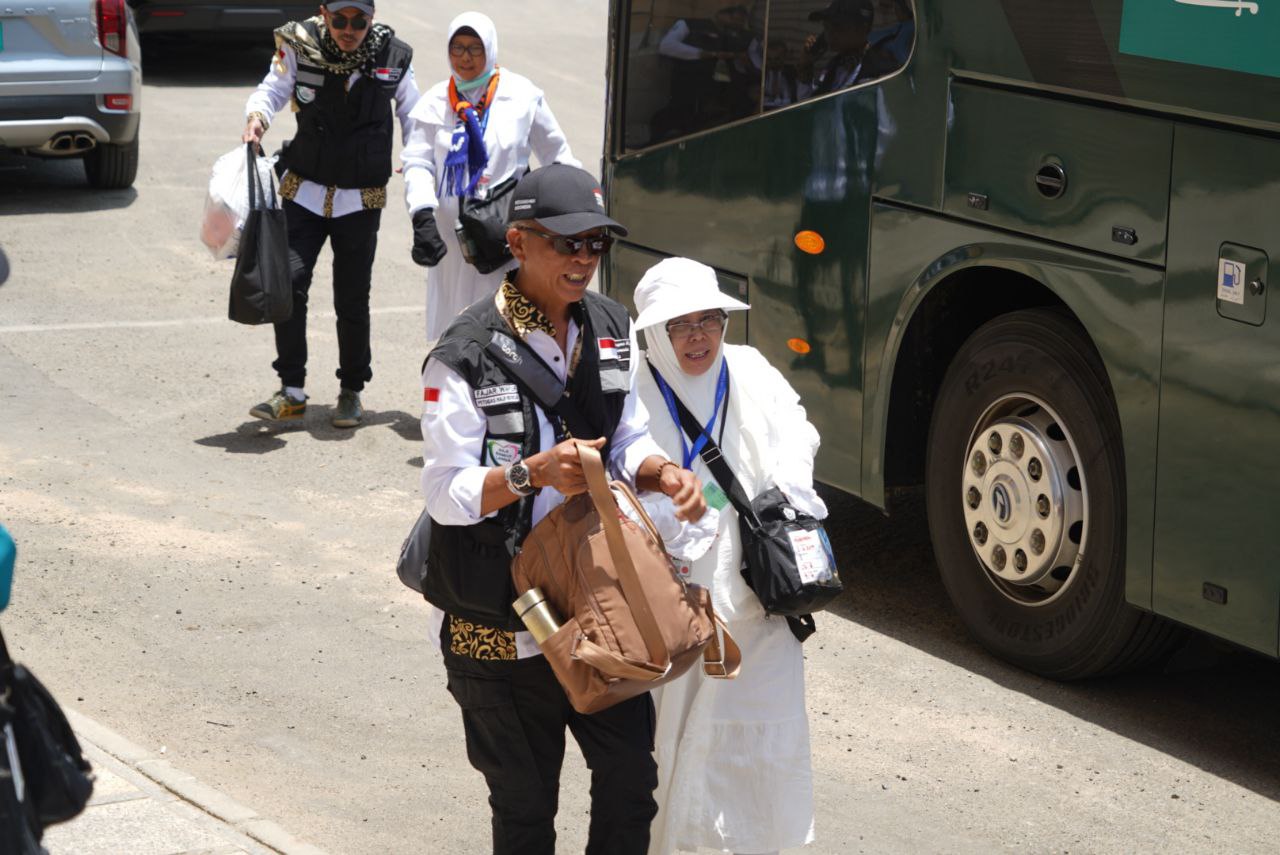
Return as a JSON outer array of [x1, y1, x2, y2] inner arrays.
[[580, 444, 742, 679], [578, 443, 671, 670]]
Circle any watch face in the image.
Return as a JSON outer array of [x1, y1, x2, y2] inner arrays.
[[510, 461, 531, 489]]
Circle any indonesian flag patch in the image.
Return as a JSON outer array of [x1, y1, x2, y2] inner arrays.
[[424, 387, 441, 415], [597, 338, 618, 361], [373, 67, 402, 82]]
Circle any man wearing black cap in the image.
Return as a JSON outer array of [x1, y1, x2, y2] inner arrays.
[[241, 1, 418, 428], [799, 0, 899, 99], [418, 163, 706, 854]]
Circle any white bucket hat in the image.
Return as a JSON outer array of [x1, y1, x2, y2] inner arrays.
[[632, 257, 750, 330]]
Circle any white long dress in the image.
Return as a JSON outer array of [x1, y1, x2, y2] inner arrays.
[[639, 344, 826, 855], [401, 69, 579, 344]]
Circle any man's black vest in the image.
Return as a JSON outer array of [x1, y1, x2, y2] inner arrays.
[[423, 289, 634, 630], [285, 21, 413, 189]]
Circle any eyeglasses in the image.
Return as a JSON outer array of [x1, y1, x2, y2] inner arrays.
[[666, 312, 727, 339], [449, 44, 486, 58], [328, 13, 369, 30], [517, 227, 613, 257]]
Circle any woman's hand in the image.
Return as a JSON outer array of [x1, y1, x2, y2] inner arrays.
[[658, 462, 706, 522]]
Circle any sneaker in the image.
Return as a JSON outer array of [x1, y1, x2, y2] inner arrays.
[[332, 389, 363, 428], [249, 389, 306, 421]]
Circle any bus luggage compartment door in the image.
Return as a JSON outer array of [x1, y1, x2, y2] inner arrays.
[[942, 82, 1171, 266]]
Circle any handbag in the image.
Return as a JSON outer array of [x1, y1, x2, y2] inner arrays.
[[228, 143, 292, 325], [651, 362, 842, 632], [395, 506, 431, 594], [454, 172, 522, 274], [0, 627, 93, 837], [511, 443, 740, 714]]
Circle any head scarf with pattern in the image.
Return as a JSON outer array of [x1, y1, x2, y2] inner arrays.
[[274, 15, 394, 76]]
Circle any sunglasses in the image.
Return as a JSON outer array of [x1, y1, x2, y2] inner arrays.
[[666, 312, 727, 339], [449, 44, 486, 58], [328, 13, 369, 30], [517, 227, 613, 257]]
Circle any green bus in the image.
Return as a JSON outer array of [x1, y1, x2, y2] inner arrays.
[[600, 0, 1280, 678]]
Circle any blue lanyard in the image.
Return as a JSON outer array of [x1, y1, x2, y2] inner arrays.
[[653, 360, 729, 470]]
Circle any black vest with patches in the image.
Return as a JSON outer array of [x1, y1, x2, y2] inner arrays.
[[423, 289, 634, 630], [284, 21, 412, 189]]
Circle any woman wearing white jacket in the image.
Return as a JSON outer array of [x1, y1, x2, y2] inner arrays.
[[633, 257, 826, 855], [401, 11, 580, 344]]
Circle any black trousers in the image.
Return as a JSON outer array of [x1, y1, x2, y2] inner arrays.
[[442, 638, 658, 855], [272, 200, 381, 392]]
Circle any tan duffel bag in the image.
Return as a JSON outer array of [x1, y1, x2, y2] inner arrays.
[[511, 443, 740, 714]]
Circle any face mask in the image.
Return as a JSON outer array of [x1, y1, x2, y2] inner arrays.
[[0, 525, 15, 613]]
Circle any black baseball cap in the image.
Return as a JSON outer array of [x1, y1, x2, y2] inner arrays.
[[809, 0, 874, 24], [509, 164, 629, 237], [324, 0, 374, 15]]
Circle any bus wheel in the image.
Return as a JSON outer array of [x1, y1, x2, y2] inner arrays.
[[925, 309, 1175, 679]]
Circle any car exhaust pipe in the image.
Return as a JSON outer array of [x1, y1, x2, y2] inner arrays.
[[50, 133, 74, 152], [71, 133, 96, 152]]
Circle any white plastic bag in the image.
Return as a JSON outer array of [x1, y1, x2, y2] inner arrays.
[[200, 145, 278, 260]]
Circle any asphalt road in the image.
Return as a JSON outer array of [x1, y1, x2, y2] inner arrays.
[[2, 2, 1279, 852]]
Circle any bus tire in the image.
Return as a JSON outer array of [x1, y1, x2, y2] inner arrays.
[[925, 308, 1175, 679]]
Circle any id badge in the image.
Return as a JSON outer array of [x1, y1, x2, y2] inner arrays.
[[703, 481, 729, 511]]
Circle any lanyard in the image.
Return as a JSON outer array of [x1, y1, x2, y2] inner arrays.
[[653, 360, 729, 470]]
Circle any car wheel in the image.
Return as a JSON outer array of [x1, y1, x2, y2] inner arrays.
[[925, 308, 1179, 679], [84, 136, 139, 190]]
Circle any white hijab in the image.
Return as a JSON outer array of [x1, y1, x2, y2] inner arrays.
[[446, 11, 498, 89]]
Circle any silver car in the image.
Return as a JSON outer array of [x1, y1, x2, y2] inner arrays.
[[0, 0, 142, 189]]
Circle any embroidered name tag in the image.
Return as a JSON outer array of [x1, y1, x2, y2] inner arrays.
[[486, 439, 522, 466], [372, 66, 402, 82], [474, 384, 519, 408]]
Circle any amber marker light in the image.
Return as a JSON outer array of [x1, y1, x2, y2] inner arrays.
[[788, 338, 811, 355], [794, 230, 825, 255]]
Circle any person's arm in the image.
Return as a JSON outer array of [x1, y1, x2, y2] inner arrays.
[[658, 19, 703, 61], [752, 351, 828, 519], [394, 64, 423, 146], [402, 89, 442, 216], [243, 44, 296, 143], [527, 93, 580, 169]]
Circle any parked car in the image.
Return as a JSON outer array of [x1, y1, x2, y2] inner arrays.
[[126, 1, 314, 35], [0, 0, 142, 189]]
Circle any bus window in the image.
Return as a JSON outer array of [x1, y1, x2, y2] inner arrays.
[[773, 0, 913, 110], [622, 2, 764, 150]]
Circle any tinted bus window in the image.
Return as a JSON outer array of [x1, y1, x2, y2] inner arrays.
[[620, 0, 913, 152]]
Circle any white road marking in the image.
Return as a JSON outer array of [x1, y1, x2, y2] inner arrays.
[[0, 305, 422, 334]]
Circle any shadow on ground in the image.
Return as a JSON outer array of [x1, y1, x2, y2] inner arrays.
[[194, 408, 419, 453], [0, 152, 137, 215], [820, 484, 1280, 803]]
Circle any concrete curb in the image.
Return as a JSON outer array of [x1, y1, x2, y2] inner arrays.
[[65, 708, 329, 855]]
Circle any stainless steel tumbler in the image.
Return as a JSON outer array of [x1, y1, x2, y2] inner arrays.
[[512, 587, 562, 645]]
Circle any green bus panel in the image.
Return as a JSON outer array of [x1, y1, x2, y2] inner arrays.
[[1153, 124, 1280, 656], [865, 204, 1164, 609]]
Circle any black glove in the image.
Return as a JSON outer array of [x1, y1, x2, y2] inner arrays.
[[411, 208, 447, 267]]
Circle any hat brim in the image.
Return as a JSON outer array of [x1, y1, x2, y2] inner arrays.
[[532, 212, 629, 237], [633, 292, 750, 331], [324, 1, 375, 14]]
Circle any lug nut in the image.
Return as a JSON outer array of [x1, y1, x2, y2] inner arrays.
[[992, 544, 1007, 569], [988, 432, 1002, 455], [1009, 433, 1024, 459], [1028, 458, 1042, 480], [974, 522, 988, 545], [966, 486, 981, 509], [1036, 494, 1050, 517], [1014, 549, 1028, 572], [1030, 529, 1045, 555], [972, 450, 987, 477]]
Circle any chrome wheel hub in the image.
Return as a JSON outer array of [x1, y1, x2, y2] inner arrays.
[[961, 395, 1088, 605]]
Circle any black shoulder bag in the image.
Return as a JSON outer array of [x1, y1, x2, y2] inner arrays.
[[649, 363, 842, 641], [455, 172, 524, 274], [0, 626, 93, 844]]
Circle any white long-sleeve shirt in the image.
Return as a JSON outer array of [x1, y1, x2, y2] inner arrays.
[[659, 19, 707, 61], [244, 44, 421, 218], [420, 315, 667, 657]]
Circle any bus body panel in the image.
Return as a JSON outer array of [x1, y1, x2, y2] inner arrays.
[[864, 204, 1163, 610], [1153, 123, 1280, 656]]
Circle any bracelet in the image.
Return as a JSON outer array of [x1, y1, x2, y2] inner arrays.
[[657, 460, 680, 479], [247, 111, 269, 132]]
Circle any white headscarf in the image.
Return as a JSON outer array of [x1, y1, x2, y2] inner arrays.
[[446, 12, 498, 92]]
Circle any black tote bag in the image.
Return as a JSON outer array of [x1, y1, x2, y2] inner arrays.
[[455, 172, 522, 274], [228, 144, 292, 325]]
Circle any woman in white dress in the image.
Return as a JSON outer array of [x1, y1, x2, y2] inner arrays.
[[633, 257, 827, 855], [401, 11, 579, 344]]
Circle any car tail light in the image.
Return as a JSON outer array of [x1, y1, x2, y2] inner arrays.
[[104, 94, 132, 111], [95, 0, 128, 58]]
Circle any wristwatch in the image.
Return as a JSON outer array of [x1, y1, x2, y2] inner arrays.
[[505, 461, 535, 497]]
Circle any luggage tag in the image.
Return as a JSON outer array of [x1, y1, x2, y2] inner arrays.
[[703, 481, 730, 511]]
